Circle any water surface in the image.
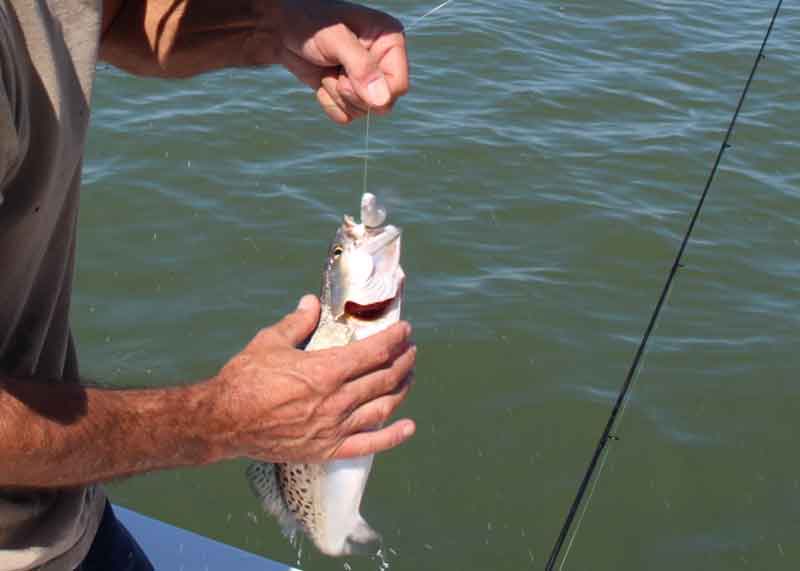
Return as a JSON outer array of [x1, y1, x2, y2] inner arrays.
[[75, 1, 800, 569]]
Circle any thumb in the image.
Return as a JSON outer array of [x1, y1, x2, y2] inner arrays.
[[268, 295, 320, 347], [323, 28, 391, 107]]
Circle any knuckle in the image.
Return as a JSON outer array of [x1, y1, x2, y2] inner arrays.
[[303, 359, 335, 391], [331, 22, 351, 38], [396, 350, 413, 371], [252, 326, 274, 345], [384, 369, 403, 392], [379, 402, 393, 421], [374, 344, 392, 364]]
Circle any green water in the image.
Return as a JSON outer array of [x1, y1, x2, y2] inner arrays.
[[74, 1, 799, 569]]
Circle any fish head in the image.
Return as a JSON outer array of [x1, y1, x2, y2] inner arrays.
[[322, 203, 404, 328]]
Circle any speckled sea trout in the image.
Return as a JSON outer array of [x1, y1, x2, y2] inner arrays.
[[247, 193, 404, 557]]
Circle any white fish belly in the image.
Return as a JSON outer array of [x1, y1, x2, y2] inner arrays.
[[318, 456, 378, 554]]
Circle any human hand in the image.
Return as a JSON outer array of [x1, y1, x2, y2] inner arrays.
[[209, 295, 416, 463], [276, 0, 409, 124]]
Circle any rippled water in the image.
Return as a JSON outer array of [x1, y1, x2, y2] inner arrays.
[[74, 1, 800, 569]]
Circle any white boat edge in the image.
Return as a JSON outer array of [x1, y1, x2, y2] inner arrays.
[[114, 504, 301, 571]]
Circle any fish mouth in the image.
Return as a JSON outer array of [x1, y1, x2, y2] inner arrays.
[[344, 277, 404, 321], [344, 298, 396, 320]]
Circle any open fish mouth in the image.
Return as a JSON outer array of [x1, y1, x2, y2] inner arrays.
[[344, 279, 404, 321], [345, 298, 395, 320]]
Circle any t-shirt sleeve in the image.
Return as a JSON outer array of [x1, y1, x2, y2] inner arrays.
[[0, 11, 23, 197], [0, 85, 19, 195]]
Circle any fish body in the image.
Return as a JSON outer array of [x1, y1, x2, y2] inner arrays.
[[247, 193, 404, 556]]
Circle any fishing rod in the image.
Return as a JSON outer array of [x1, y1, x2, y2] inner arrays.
[[544, 1, 785, 569]]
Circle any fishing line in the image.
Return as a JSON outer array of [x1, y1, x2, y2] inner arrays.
[[406, 0, 457, 32], [362, 108, 371, 196], [360, 0, 456, 197], [544, 2, 784, 570]]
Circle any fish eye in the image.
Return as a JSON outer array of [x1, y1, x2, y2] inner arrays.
[[332, 245, 344, 258]]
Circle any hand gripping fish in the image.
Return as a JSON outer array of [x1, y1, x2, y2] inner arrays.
[[247, 193, 405, 557]]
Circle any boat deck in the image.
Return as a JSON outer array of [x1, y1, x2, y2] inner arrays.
[[115, 505, 299, 571]]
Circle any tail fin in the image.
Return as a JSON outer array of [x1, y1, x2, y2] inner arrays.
[[342, 517, 382, 556]]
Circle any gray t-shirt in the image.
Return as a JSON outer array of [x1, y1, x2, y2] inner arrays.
[[1, 1, 105, 569]]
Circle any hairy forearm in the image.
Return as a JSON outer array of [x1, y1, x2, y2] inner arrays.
[[99, 0, 283, 77], [0, 377, 226, 488]]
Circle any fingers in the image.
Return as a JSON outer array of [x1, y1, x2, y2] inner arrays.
[[338, 5, 407, 111], [280, 3, 408, 121], [339, 345, 415, 410], [333, 419, 416, 459], [318, 25, 392, 109], [344, 374, 413, 433], [281, 48, 326, 91], [317, 72, 366, 124], [334, 73, 369, 115], [330, 321, 413, 381], [316, 86, 351, 124], [370, 35, 409, 112], [257, 295, 320, 347], [282, 48, 359, 124]]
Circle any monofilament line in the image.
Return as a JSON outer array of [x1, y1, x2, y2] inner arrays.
[[544, 1, 784, 570], [406, 0, 456, 32], [362, 107, 371, 196], [359, 0, 456, 196]]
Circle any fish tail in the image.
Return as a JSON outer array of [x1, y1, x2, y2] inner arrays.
[[343, 517, 382, 555]]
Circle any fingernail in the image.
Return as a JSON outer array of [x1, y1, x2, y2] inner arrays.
[[367, 77, 391, 106], [297, 294, 315, 311], [402, 322, 412, 336], [402, 422, 415, 437]]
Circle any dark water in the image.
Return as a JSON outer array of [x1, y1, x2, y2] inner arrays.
[[74, 1, 800, 569]]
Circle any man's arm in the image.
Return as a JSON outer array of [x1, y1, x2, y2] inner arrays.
[[0, 378, 219, 488], [99, 0, 409, 123], [0, 296, 415, 489], [99, 0, 282, 78]]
